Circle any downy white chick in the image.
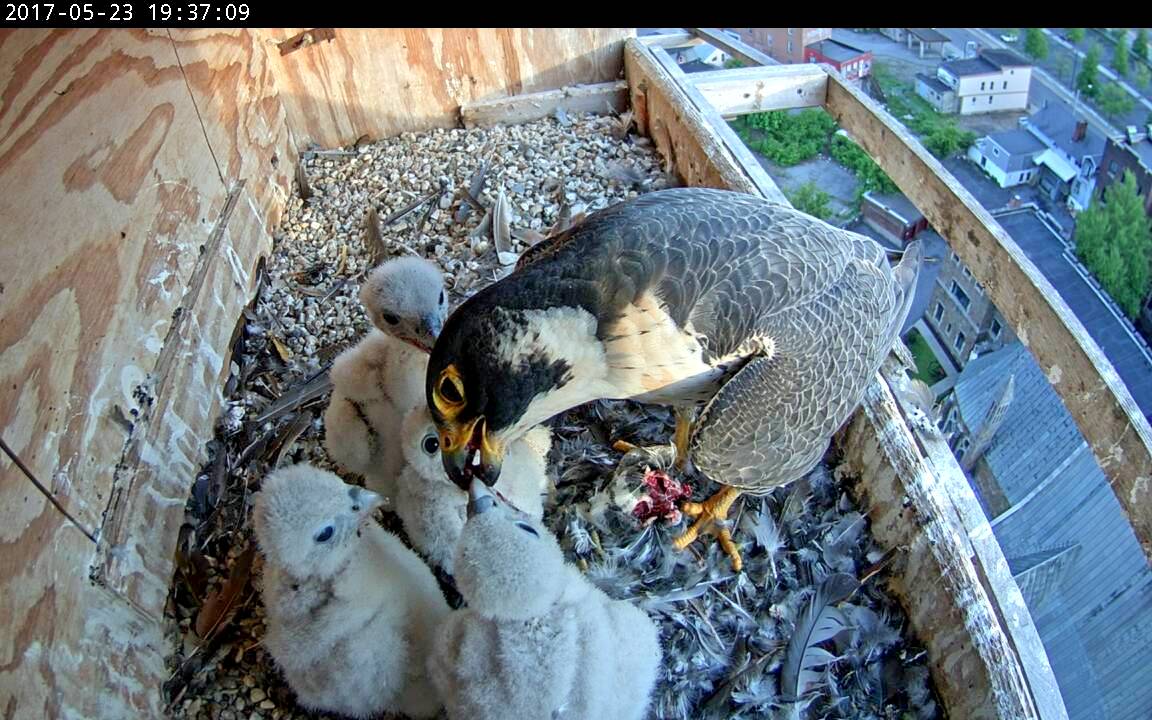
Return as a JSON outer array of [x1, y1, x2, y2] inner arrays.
[[395, 406, 552, 574], [429, 481, 662, 720], [324, 257, 448, 499], [360, 256, 448, 353], [253, 464, 450, 720]]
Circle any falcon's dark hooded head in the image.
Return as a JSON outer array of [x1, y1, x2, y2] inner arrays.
[[426, 281, 604, 491]]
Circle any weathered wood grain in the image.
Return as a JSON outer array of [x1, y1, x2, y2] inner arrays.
[[257, 28, 633, 148]]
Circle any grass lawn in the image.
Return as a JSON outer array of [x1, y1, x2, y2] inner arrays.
[[903, 328, 946, 385]]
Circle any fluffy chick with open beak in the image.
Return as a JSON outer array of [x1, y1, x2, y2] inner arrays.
[[428, 480, 662, 720], [360, 256, 448, 353], [394, 405, 552, 574], [324, 256, 448, 499], [253, 464, 450, 719]]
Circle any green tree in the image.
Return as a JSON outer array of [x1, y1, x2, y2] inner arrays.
[[786, 181, 832, 220], [922, 126, 977, 158], [1134, 28, 1149, 60], [1135, 64, 1151, 90], [1098, 83, 1135, 119], [1066, 28, 1085, 43], [1078, 44, 1101, 96], [739, 109, 837, 166], [1055, 55, 1073, 82], [1024, 28, 1049, 60], [1075, 171, 1152, 319], [1113, 37, 1130, 77]]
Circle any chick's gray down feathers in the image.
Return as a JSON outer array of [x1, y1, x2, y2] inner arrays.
[[325, 256, 449, 498], [395, 405, 552, 573], [437, 187, 919, 494], [429, 483, 662, 720], [253, 464, 450, 719]]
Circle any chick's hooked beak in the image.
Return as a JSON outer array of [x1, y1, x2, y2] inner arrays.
[[467, 478, 497, 518], [440, 416, 504, 491], [351, 486, 383, 515], [421, 313, 444, 342]]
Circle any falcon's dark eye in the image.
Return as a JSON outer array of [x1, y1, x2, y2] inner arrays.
[[439, 290, 445, 305], [314, 526, 334, 543], [381, 312, 400, 326], [422, 435, 440, 455], [439, 378, 462, 403], [515, 521, 539, 538]]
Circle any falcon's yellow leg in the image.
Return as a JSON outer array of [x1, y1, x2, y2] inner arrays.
[[672, 407, 693, 471], [673, 485, 744, 572], [612, 439, 639, 453]]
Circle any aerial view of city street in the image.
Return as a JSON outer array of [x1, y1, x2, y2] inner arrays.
[[644, 26, 1152, 720]]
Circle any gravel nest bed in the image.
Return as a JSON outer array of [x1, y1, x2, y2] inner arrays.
[[163, 111, 941, 720]]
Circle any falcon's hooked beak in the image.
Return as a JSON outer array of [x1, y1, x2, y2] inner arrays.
[[440, 416, 505, 491]]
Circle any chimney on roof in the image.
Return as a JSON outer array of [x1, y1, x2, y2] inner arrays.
[[1072, 120, 1088, 143]]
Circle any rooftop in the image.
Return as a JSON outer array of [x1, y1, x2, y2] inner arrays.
[[808, 39, 869, 63], [1025, 104, 1109, 162], [988, 128, 1047, 156], [993, 208, 1152, 421], [863, 190, 923, 223], [981, 48, 1031, 68], [951, 340, 1152, 720], [1110, 134, 1152, 169], [907, 28, 950, 44], [915, 72, 953, 95], [942, 49, 1030, 77]]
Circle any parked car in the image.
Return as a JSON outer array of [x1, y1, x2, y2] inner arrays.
[[1000, 31, 1019, 43]]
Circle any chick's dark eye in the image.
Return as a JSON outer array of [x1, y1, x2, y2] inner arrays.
[[314, 526, 334, 543], [515, 521, 539, 537], [381, 312, 400, 326], [422, 435, 440, 455], [439, 378, 462, 403]]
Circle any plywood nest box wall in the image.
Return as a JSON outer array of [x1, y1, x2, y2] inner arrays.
[[4, 27, 1145, 718]]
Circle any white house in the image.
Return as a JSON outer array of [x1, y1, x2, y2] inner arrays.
[[935, 49, 1032, 115]]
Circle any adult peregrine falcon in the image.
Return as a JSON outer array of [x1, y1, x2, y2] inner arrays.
[[426, 188, 920, 570]]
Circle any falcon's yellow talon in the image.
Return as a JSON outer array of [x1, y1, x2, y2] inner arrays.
[[681, 501, 705, 516], [672, 485, 744, 571], [612, 439, 639, 454]]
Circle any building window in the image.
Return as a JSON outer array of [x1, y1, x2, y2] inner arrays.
[[787, 28, 794, 36], [954, 331, 967, 352], [980, 81, 986, 91], [971, 96, 977, 104], [951, 251, 960, 263], [934, 302, 944, 321], [951, 280, 972, 312], [945, 322, 953, 335], [788, 40, 793, 54], [1003, 81, 1008, 89], [992, 146, 1000, 156], [1110, 160, 1120, 173], [962, 266, 972, 279], [989, 95, 993, 103], [991, 318, 1002, 337]]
